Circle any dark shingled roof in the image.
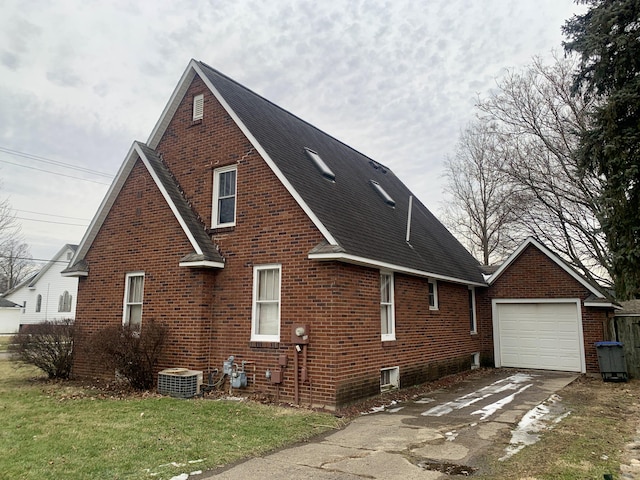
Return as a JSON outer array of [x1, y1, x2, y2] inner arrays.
[[135, 143, 224, 266], [197, 61, 484, 284]]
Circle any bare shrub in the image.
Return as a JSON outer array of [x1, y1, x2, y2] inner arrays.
[[9, 319, 75, 379], [88, 320, 168, 390]]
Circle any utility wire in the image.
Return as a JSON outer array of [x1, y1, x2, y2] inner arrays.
[[0, 145, 113, 178], [13, 209, 90, 221], [15, 216, 88, 227], [0, 158, 112, 185]]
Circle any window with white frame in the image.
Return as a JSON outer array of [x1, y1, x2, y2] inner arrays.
[[428, 279, 438, 310], [251, 265, 281, 342], [469, 287, 477, 334], [123, 273, 145, 329], [212, 165, 237, 228], [58, 291, 72, 312], [380, 272, 395, 341]]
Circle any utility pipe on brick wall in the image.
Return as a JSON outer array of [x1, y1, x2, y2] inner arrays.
[[294, 345, 299, 404]]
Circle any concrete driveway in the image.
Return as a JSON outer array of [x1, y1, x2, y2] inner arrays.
[[201, 369, 578, 479]]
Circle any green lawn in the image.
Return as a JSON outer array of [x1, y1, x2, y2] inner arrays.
[[0, 359, 343, 479]]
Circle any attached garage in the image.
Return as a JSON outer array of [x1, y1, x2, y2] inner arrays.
[[493, 300, 585, 373]]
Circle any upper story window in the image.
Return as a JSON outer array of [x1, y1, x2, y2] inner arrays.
[[251, 265, 281, 342], [380, 272, 395, 341], [193, 94, 204, 121], [469, 287, 477, 334], [36, 294, 42, 313], [428, 280, 438, 310], [212, 165, 237, 228], [123, 273, 144, 329], [58, 291, 72, 312]]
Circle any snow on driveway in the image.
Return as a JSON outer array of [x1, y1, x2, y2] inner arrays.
[[421, 373, 536, 418]]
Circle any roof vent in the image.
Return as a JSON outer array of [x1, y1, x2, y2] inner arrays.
[[370, 180, 395, 207], [193, 94, 204, 121], [305, 148, 335, 182]]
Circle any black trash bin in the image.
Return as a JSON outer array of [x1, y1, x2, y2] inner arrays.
[[595, 341, 628, 382]]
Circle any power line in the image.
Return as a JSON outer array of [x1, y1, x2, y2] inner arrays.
[[0, 145, 113, 178], [15, 216, 88, 227], [13, 209, 90, 221], [0, 158, 111, 185]]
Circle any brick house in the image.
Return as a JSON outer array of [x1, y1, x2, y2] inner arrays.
[[63, 60, 616, 409]]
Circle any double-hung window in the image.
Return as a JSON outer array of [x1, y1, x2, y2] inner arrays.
[[58, 291, 72, 312], [123, 273, 144, 329], [469, 287, 477, 334], [380, 272, 395, 341], [251, 265, 281, 342], [212, 165, 237, 228], [428, 279, 438, 310]]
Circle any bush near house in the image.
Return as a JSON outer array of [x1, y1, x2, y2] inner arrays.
[[87, 319, 168, 390], [9, 319, 75, 379]]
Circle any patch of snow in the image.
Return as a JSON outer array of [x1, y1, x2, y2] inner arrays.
[[169, 474, 189, 480], [445, 431, 459, 441], [499, 394, 570, 461], [471, 384, 532, 420], [422, 374, 535, 417], [415, 397, 435, 404]]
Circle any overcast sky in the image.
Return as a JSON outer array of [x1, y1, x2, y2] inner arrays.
[[0, 0, 585, 263]]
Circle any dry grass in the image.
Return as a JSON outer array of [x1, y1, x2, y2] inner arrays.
[[476, 375, 640, 479]]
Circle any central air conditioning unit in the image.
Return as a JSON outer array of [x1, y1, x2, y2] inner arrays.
[[158, 368, 203, 398]]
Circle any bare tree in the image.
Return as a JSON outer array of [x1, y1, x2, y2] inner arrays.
[[474, 54, 610, 286], [0, 196, 34, 292], [442, 121, 523, 265]]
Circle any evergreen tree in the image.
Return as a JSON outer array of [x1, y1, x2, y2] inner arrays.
[[563, 0, 640, 299]]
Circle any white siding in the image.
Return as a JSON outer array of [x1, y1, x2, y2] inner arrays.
[[4, 246, 78, 329]]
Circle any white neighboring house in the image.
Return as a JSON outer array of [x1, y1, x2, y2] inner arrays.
[[1, 245, 78, 334]]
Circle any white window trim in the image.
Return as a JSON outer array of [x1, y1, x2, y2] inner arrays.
[[251, 264, 282, 342], [123, 272, 145, 327], [428, 279, 438, 310], [380, 366, 400, 392], [380, 271, 396, 341], [193, 93, 204, 121], [212, 165, 237, 228], [469, 286, 477, 334]]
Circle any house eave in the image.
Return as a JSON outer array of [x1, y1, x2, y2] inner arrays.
[[308, 251, 486, 287], [179, 260, 225, 269], [61, 270, 89, 278], [584, 301, 621, 309]]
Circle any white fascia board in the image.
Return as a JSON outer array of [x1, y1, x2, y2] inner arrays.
[[308, 251, 486, 287], [61, 270, 88, 278], [488, 237, 605, 299], [135, 143, 204, 256], [189, 62, 339, 247], [70, 143, 140, 267], [584, 301, 621, 309], [147, 60, 198, 148], [178, 260, 225, 269]]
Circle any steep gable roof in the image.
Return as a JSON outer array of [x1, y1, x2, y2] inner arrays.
[[148, 60, 484, 285], [488, 237, 617, 307], [63, 142, 224, 276]]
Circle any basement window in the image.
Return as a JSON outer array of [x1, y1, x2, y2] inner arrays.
[[471, 352, 480, 370], [193, 94, 204, 121], [380, 366, 400, 392], [304, 148, 335, 181], [370, 180, 395, 207]]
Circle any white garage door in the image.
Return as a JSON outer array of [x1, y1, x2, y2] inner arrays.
[[495, 302, 583, 372]]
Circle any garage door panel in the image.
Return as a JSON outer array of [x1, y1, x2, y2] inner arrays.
[[496, 302, 582, 372]]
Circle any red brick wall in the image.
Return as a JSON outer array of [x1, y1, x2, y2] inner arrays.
[[483, 244, 609, 372], [73, 74, 482, 408]]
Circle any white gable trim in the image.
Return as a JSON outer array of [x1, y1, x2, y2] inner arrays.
[[69, 142, 219, 272], [135, 143, 204, 256], [487, 237, 605, 299], [146, 60, 339, 247], [29, 245, 76, 287], [309, 251, 486, 287]]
